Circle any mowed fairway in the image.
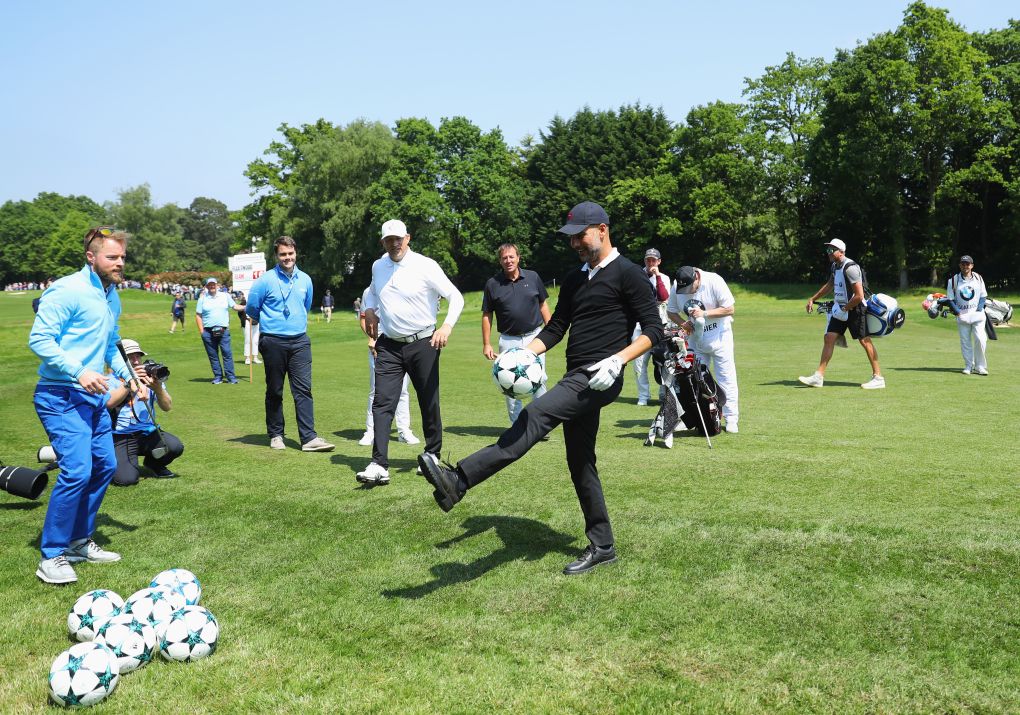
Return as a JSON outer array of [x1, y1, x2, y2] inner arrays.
[[1, 285, 1018, 713]]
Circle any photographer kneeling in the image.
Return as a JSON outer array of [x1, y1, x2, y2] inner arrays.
[[105, 339, 183, 486]]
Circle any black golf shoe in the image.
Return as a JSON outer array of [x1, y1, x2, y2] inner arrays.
[[417, 453, 463, 512], [562, 544, 617, 575]]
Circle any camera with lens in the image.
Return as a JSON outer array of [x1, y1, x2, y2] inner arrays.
[[142, 360, 170, 381]]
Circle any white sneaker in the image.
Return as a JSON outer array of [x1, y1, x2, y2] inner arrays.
[[64, 538, 121, 563], [962, 368, 972, 375], [724, 422, 739, 434], [976, 368, 988, 376], [244, 358, 251, 365], [36, 555, 77, 584], [356, 462, 390, 486], [861, 375, 886, 390], [255, 357, 263, 364], [798, 373, 824, 388], [636, 399, 648, 406], [398, 431, 421, 445], [301, 437, 336, 452], [358, 431, 373, 446], [270, 436, 285, 450]]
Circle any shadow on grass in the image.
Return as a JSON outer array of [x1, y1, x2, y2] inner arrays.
[[331, 429, 365, 441], [382, 515, 578, 599], [890, 366, 961, 373], [26, 513, 138, 549], [227, 433, 293, 448], [759, 380, 862, 388], [1, 500, 42, 511], [445, 425, 506, 438], [329, 452, 418, 475]]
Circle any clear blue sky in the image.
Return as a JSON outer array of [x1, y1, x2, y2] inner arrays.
[[2, 1, 1015, 211]]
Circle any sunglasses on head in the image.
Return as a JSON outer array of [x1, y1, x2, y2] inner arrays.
[[84, 226, 116, 250]]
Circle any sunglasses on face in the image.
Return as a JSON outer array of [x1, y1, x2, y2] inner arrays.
[[826, 247, 837, 254]]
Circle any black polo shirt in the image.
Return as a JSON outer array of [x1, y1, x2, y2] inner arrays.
[[481, 269, 548, 336]]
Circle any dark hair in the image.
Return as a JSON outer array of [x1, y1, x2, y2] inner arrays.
[[274, 235, 297, 254]]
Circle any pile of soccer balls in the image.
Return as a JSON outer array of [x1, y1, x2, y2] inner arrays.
[[48, 568, 218, 707], [492, 347, 546, 399]]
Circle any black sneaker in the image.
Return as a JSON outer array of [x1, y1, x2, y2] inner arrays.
[[416, 453, 463, 512], [562, 544, 617, 575]]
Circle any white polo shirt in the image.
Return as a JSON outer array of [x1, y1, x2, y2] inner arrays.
[[364, 249, 465, 338], [667, 270, 735, 347]]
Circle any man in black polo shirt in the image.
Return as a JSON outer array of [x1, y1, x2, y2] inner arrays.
[[420, 201, 663, 575], [482, 243, 551, 425]]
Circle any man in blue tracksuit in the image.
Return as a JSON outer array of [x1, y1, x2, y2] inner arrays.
[[28, 226, 139, 584], [246, 236, 334, 452]]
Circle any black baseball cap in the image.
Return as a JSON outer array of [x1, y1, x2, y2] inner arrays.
[[959, 255, 974, 264], [558, 201, 610, 234], [675, 266, 698, 293]]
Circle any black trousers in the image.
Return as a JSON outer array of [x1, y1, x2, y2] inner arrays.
[[372, 336, 442, 467], [458, 369, 622, 547], [112, 429, 184, 486], [259, 333, 317, 444]]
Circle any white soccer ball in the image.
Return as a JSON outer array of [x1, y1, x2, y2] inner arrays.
[[48, 641, 120, 707], [94, 613, 157, 673], [67, 589, 124, 642], [151, 568, 202, 606], [492, 348, 546, 399], [123, 587, 186, 636], [159, 605, 219, 662]]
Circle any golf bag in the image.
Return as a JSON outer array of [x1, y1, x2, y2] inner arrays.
[[985, 298, 1013, 325], [645, 327, 726, 448]]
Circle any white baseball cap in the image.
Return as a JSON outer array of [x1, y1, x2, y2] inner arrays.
[[381, 219, 408, 239], [824, 238, 846, 252], [121, 338, 146, 356]]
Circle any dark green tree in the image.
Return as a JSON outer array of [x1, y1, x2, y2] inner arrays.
[[525, 104, 673, 276]]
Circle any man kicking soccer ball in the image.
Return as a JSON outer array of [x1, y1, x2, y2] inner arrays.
[[418, 201, 663, 575]]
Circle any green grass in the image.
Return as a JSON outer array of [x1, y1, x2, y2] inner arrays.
[[1, 285, 1019, 713]]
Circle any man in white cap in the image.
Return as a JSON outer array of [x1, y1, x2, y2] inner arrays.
[[632, 248, 671, 406], [799, 239, 885, 389], [666, 265, 740, 432], [358, 219, 464, 486], [947, 254, 988, 375]]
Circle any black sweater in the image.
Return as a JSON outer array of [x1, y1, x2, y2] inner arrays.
[[537, 254, 664, 372]]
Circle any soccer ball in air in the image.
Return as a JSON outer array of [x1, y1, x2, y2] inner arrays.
[[159, 605, 219, 662], [48, 641, 120, 707], [492, 348, 546, 399], [123, 587, 186, 635], [151, 568, 202, 606], [94, 613, 157, 673], [67, 589, 124, 642]]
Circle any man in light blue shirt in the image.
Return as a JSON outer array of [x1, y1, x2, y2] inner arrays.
[[28, 226, 139, 585], [195, 277, 241, 384], [246, 236, 334, 452]]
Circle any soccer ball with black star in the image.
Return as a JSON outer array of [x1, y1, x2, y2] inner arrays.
[[492, 348, 546, 399], [48, 641, 120, 707], [150, 568, 202, 606], [159, 605, 219, 662], [94, 613, 157, 673], [67, 589, 125, 642], [123, 587, 186, 636]]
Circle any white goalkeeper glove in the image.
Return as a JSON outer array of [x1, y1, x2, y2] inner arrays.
[[585, 355, 623, 391]]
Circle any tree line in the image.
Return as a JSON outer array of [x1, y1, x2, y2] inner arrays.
[[3, 3, 1017, 295]]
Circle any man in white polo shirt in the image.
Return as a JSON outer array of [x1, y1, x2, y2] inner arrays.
[[667, 265, 740, 433], [358, 219, 464, 486]]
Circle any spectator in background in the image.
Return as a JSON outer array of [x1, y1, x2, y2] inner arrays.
[[321, 290, 335, 323], [195, 277, 242, 385], [169, 290, 186, 334]]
